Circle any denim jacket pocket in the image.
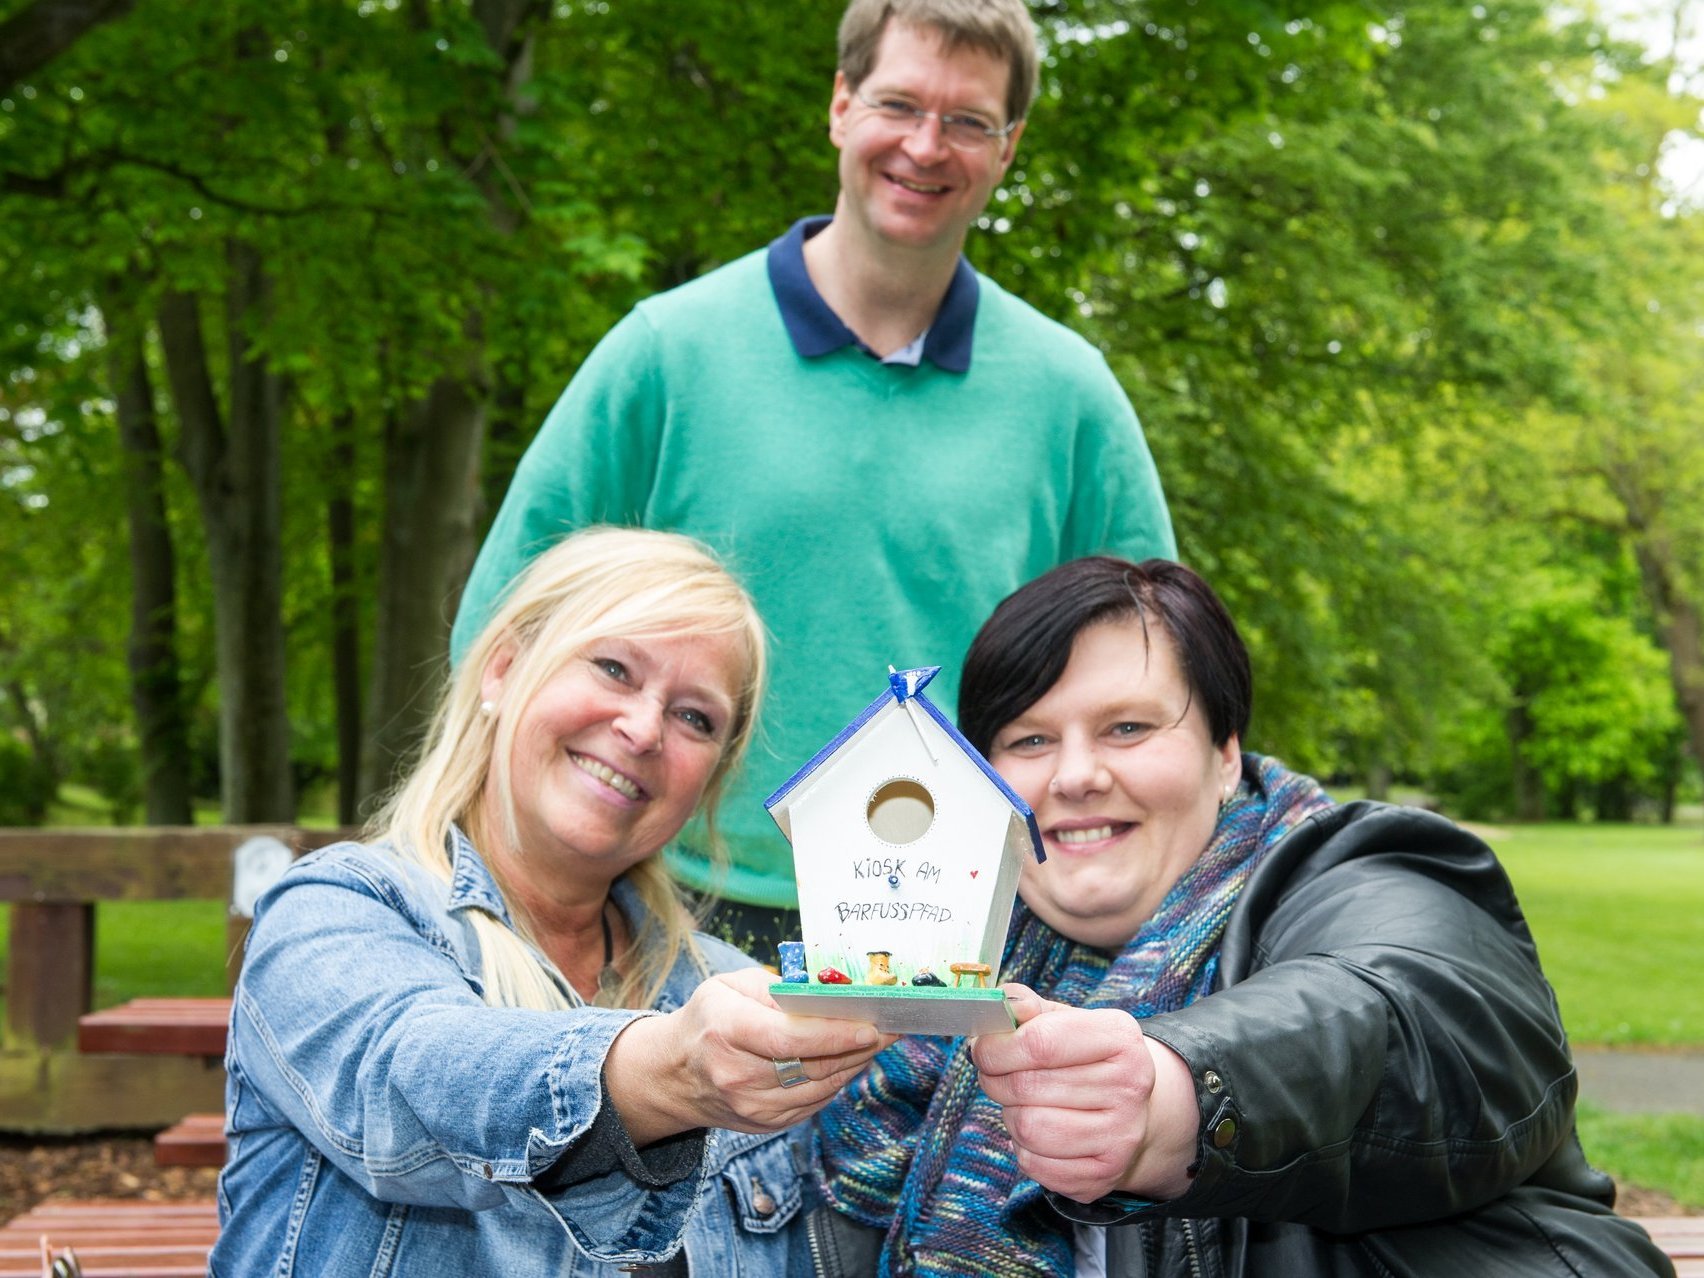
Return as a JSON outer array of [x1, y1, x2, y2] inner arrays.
[[718, 1134, 804, 1236]]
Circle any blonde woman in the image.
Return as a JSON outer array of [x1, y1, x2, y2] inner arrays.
[[213, 528, 884, 1276]]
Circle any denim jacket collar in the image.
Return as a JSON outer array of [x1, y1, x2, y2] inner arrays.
[[445, 824, 650, 940], [446, 823, 513, 925]]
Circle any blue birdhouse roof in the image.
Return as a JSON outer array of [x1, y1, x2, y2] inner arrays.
[[764, 665, 1045, 863]]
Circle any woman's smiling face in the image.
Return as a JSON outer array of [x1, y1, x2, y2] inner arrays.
[[485, 632, 743, 888], [988, 616, 1241, 948]]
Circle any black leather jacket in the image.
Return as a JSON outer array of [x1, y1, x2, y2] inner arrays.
[[1051, 802, 1673, 1277], [808, 802, 1672, 1276]]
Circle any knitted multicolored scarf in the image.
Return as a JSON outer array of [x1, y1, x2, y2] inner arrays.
[[814, 753, 1332, 1277]]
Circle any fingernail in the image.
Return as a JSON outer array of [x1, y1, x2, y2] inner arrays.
[[857, 1028, 878, 1047]]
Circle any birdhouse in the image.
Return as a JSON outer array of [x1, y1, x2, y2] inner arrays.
[[765, 666, 1044, 1035]]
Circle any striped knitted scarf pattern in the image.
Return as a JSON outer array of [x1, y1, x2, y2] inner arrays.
[[813, 754, 1333, 1277]]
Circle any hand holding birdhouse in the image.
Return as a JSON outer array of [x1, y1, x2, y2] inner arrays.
[[605, 966, 893, 1143], [970, 985, 1197, 1204]]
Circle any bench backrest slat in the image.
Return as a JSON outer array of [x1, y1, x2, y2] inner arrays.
[[0, 826, 308, 903]]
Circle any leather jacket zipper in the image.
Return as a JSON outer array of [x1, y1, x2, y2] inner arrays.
[[1182, 1219, 1206, 1278]]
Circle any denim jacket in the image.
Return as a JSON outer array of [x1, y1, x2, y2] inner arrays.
[[212, 830, 814, 1276]]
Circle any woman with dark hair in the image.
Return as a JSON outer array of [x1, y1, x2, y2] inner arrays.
[[810, 557, 1671, 1276]]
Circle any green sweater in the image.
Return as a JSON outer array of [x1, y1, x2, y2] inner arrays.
[[453, 246, 1174, 907]]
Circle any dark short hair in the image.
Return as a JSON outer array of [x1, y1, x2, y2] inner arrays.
[[959, 557, 1252, 755]]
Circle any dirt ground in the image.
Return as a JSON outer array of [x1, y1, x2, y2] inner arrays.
[[0, 1134, 1696, 1226], [0, 1134, 219, 1223]]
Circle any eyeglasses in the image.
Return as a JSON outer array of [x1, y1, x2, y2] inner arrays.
[[853, 88, 1017, 151]]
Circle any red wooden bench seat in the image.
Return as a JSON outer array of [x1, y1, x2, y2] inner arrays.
[[76, 998, 231, 1058], [153, 1112, 227, 1168], [76, 999, 234, 1169], [0, 1199, 218, 1276], [1643, 1215, 1704, 1276]]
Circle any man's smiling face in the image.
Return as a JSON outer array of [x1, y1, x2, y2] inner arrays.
[[827, 19, 1022, 259]]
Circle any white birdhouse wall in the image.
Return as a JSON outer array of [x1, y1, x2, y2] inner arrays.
[[786, 706, 1013, 983]]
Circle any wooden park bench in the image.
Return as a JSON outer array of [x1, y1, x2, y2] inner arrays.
[[76, 997, 233, 1167], [151, 1111, 228, 1169], [0, 825, 352, 1133], [1641, 1216, 1703, 1276], [76, 998, 231, 1060], [0, 1199, 219, 1276]]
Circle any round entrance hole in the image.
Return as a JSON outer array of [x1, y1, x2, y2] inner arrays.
[[866, 778, 935, 845]]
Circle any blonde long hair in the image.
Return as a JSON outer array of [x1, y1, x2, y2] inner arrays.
[[371, 527, 767, 1011]]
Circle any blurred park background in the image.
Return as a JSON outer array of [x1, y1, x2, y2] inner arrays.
[[0, 0, 1701, 1212]]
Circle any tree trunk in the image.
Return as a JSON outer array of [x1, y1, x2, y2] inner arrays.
[[1660, 750, 1679, 825], [359, 363, 487, 804], [1630, 538, 1704, 787], [0, 665, 57, 821], [357, 0, 544, 806], [0, 0, 138, 93], [1594, 776, 1632, 822], [155, 242, 293, 822], [1507, 702, 1545, 822], [326, 412, 362, 825], [1362, 760, 1392, 803], [479, 371, 529, 530], [110, 318, 193, 823]]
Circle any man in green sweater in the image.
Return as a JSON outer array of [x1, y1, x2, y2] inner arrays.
[[451, 0, 1175, 954]]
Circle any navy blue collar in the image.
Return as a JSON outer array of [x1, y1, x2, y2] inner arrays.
[[765, 216, 978, 372]]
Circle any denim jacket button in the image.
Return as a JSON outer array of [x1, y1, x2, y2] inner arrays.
[[479, 1162, 493, 1179], [749, 1177, 777, 1218]]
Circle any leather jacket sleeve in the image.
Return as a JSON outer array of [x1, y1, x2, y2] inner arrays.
[[1084, 805, 1582, 1234]]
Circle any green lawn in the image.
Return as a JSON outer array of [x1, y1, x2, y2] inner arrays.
[[89, 900, 231, 1004], [1485, 822, 1704, 1047], [1576, 1103, 1704, 1209]]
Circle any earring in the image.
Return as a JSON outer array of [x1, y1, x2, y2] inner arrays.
[[479, 700, 496, 716]]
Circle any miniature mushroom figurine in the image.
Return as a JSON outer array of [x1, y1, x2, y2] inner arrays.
[[865, 950, 898, 986]]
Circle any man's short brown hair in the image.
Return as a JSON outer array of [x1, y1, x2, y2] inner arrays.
[[837, 0, 1039, 125]]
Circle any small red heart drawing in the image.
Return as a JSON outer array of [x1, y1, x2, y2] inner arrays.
[[970, 870, 979, 878]]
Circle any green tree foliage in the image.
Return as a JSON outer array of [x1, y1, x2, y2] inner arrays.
[[1024, 2, 1666, 773], [0, 296, 162, 816], [1435, 578, 1685, 820], [0, 0, 1699, 822], [1, 0, 652, 817]]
